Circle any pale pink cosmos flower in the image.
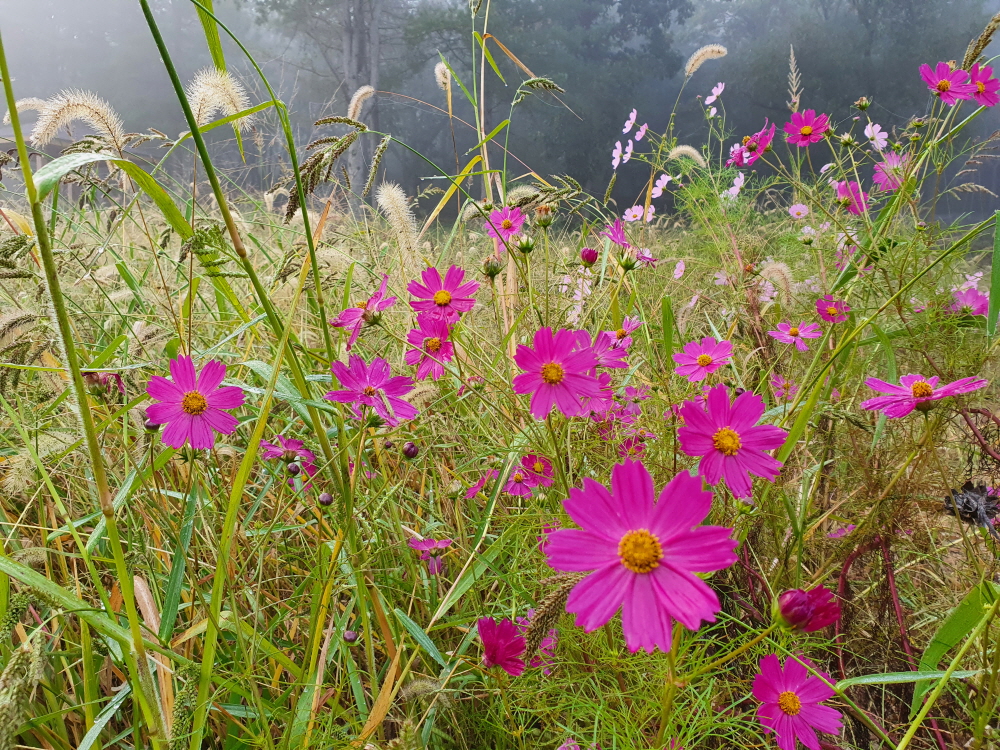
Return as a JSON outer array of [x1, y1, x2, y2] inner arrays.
[[951, 287, 989, 316], [722, 171, 745, 199], [864, 122, 888, 150], [544, 459, 737, 652], [704, 82, 724, 105], [408, 265, 479, 322], [622, 108, 637, 134], [635, 123, 648, 140], [753, 654, 843, 750], [404, 313, 455, 380], [634, 248, 658, 268], [612, 141, 623, 170], [644, 204, 655, 222], [873, 152, 909, 192], [677, 384, 787, 499], [522, 454, 554, 487], [783, 110, 829, 146], [861, 373, 988, 418], [673, 337, 732, 382], [652, 174, 672, 198], [920, 62, 976, 106], [816, 295, 850, 323], [768, 322, 822, 351], [788, 204, 809, 218], [623, 206, 644, 222], [484, 206, 525, 244], [708, 106, 717, 118], [623, 140, 634, 163], [835, 180, 868, 214], [673, 260, 685, 279], [330, 274, 397, 351], [146, 356, 244, 450], [969, 63, 1000, 107]]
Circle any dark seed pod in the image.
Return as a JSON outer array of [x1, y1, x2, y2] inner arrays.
[[343, 629, 359, 643], [318, 492, 334, 507], [287, 463, 301, 476], [403, 442, 419, 459]]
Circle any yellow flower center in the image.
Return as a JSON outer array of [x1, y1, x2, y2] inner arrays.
[[618, 529, 663, 574], [911, 381, 934, 399], [742, 135, 751, 146], [788, 327, 800, 337], [937, 80, 952, 93], [800, 125, 813, 136], [696, 354, 713, 367], [826, 306, 839, 317], [778, 691, 802, 716], [501, 219, 513, 230], [616, 328, 627, 339], [978, 81, 986, 93], [712, 427, 742, 456], [425, 337, 442, 353], [362, 386, 377, 396], [513, 472, 524, 483], [433, 290, 452, 306], [540, 362, 564, 385], [181, 391, 208, 416], [533, 461, 545, 473]]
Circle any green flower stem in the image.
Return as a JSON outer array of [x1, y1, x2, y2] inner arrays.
[[0, 27, 166, 748]]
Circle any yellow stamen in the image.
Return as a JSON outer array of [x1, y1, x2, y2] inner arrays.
[[911, 381, 933, 399], [181, 391, 208, 416], [788, 327, 800, 337], [826, 306, 839, 317], [533, 461, 545, 474], [696, 354, 713, 367], [977, 81, 986, 93], [713, 427, 742, 456], [799, 125, 813, 136], [938, 80, 952, 93], [425, 337, 442, 353], [362, 386, 377, 396], [616, 328, 627, 339], [433, 290, 452, 306], [778, 691, 802, 716], [541, 362, 564, 385], [618, 529, 663, 574], [501, 219, 513, 230], [513, 472, 524, 483]]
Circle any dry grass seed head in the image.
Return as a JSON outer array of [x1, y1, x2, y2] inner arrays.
[[348, 85, 375, 121], [31, 89, 125, 155], [684, 44, 727, 78], [374, 182, 419, 256], [434, 62, 451, 91], [668, 145, 707, 168], [186, 67, 255, 131], [2, 98, 47, 125]]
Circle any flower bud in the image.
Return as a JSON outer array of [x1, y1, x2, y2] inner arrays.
[[774, 586, 840, 632], [535, 204, 554, 227], [144, 419, 161, 432], [580, 247, 599, 267], [853, 96, 870, 111], [801, 236, 814, 246], [403, 441, 419, 459], [516, 234, 535, 254], [318, 492, 334, 507], [383, 440, 394, 450], [482, 254, 504, 280], [343, 629, 359, 643], [287, 462, 301, 476]]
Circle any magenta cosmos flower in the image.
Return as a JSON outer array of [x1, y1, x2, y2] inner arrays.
[[513, 327, 602, 419], [466, 469, 499, 499], [325, 355, 418, 427], [969, 63, 1000, 107], [816, 295, 849, 323], [484, 205, 525, 244], [673, 337, 733, 382], [861, 373, 988, 418], [600, 218, 631, 249], [408, 265, 479, 323], [873, 152, 910, 192], [405, 313, 454, 381], [478, 617, 526, 676], [678, 384, 787, 499], [951, 287, 989, 316], [504, 467, 537, 497], [777, 586, 841, 633], [920, 62, 976, 106], [146, 356, 244, 450], [408, 537, 452, 575], [544, 459, 737, 652], [753, 654, 843, 750], [834, 180, 867, 215], [260, 435, 317, 486], [768, 322, 822, 352], [330, 274, 397, 351], [727, 119, 775, 167], [522, 454, 554, 487], [783, 110, 829, 146]]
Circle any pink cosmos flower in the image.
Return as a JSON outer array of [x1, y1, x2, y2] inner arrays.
[[466, 469, 499, 499], [623, 140, 634, 163], [727, 119, 775, 167], [727, 142, 747, 168], [783, 110, 829, 146], [788, 204, 809, 218], [606, 316, 643, 350], [146, 356, 244, 450], [677, 384, 787, 499], [515, 610, 558, 674], [617, 436, 646, 457], [623, 206, 644, 222], [816, 295, 849, 323], [704, 82, 724, 105], [777, 586, 841, 632], [652, 174, 672, 198], [873, 152, 909, 191], [600, 218, 631, 249], [622, 108, 637, 134], [645, 204, 655, 222], [768, 322, 822, 352], [513, 328, 602, 419], [325, 355, 418, 427], [635, 123, 648, 140], [864, 122, 888, 150], [951, 287, 989, 316], [673, 337, 732, 382], [408, 537, 452, 575], [405, 313, 454, 381], [260, 435, 317, 487], [522, 454, 554, 487], [620, 385, 651, 418], [612, 141, 623, 170], [834, 180, 868, 215], [673, 260, 685, 279], [753, 654, 843, 750], [585, 331, 629, 369], [770, 373, 799, 401], [969, 63, 1000, 107], [920, 62, 976, 106], [634, 248, 658, 268], [82, 370, 125, 396], [478, 617, 526, 676], [861, 373, 988, 418], [408, 265, 479, 322], [544, 459, 737, 652], [580, 371, 618, 417], [827, 524, 855, 539], [484, 206, 525, 244], [723, 171, 745, 199], [330, 274, 397, 351]]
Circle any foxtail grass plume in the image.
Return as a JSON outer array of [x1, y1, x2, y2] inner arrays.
[[2, 98, 47, 126], [434, 62, 451, 91], [375, 182, 419, 256], [30, 89, 125, 155], [684, 44, 727, 78], [668, 145, 707, 168], [348, 85, 375, 121], [186, 67, 255, 131], [787, 45, 802, 113], [964, 12, 1000, 70]]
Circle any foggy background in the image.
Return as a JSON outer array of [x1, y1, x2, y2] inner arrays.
[[2, 0, 1000, 219]]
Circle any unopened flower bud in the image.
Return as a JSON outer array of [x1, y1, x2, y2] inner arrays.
[[774, 586, 840, 632], [287, 462, 301, 476], [144, 419, 160, 432], [318, 492, 334, 507], [403, 441, 419, 459], [383, 440, 394, 450], [915, 221, 927, 232], [343, 629, 359, 643], [580, 247, 598, 267], [535, 204, 554, 227], [483, 254, 504, 280], [853, 96, 870, 111], [516, 234, 535, 254], [801, 236, 814, 246]]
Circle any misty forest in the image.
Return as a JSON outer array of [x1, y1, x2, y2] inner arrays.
[[4, 0, 1000, 748]]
